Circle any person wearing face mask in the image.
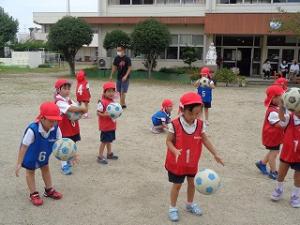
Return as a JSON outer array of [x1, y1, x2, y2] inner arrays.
[[280, 60, 288, 78], [109, 45, 132, 109], [289, 60, 300, 82]]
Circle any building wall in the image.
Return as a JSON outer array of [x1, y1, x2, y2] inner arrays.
[[0, 51, 44, 68]]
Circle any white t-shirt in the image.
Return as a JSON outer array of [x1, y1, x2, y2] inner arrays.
[[268, 111, 289, 127], [262, 63, 271, 72], [168, 116, 206, 134], [290, 64, 299, 73], [22, 122, 62, 146], [97, 102, 104, 112], [56, 94, 71, 114]]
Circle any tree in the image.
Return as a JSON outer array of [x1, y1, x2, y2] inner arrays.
[[131, 19, 170, 78], [0, 7, 18, 57], [273, 10, 300, 37], [103, 30, 130, 50], [48, 16, 93, 75], [182, 47, 198, 68], [10, 40, 49, 51]]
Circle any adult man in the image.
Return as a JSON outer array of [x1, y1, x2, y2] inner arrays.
[[289, 60, 299, 81], [110, 45, 132, 109]]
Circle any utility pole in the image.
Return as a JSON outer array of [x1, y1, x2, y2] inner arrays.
[[66, 0, 70, 15]]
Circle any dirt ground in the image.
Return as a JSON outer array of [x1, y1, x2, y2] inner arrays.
[[0, 73, 299, 225]]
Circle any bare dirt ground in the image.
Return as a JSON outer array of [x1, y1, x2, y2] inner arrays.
[[0, 73, 299, 225]]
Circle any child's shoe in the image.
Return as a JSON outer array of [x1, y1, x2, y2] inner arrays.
[[107, 152, 118, 160], [30, 192, 43, 206], [168, 207, 179, 222], [43, 188, 63, 200], [255, 161, 268, 175], [271, 187, 283, 201], [186, 203, 203, 216], [97, 156, 108, 164], [205, 120, 210, 127], [151, 127, 161, 134], [61, 164, 72, 175], [268, 171, 278, 180], [290, 195, 300, 208]]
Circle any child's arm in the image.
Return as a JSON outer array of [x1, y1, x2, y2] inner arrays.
[[97, 111, 110, 117], [202, 133, 225, 166], [166, 132, 182, 162], [15, 144, 28, 177], [96, 101, 110, 117], [68, 105, 87, 114], [193, 79, 201, 88], [209, 80, 216, 89]]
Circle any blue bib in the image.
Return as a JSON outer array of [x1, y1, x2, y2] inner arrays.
[[22, 122, 58, 170], [197, 86, 212, 103]]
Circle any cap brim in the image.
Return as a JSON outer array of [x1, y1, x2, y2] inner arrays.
[[44, 115, 62, 121]]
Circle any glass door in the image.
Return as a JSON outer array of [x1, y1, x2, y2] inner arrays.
[[222, 48, 237, 69]]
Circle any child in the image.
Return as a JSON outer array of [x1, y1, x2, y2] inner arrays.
[[271, 99, 300, 208], [151, 99, 173, 134], [97, 81, 119, 164], [273, 77, 288, 91], [54, 79, 87, 175], [195, 67, 215, 126], [15, 102, 63, 206], [76, 70, 91, 118], [256, 85, 286, 180], [165, 92, 224, 222]]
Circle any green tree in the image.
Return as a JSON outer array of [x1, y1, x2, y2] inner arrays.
[[0, 7, 18, 56], [273, 10, 300, 37], [182, 47, 198, 68], [131, 19, 170, 78], [48, 16, 93, 75], [11, 40, 49, 51], [103, 30, 130, 50]]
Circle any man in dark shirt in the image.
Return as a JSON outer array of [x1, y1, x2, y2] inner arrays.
[[110, 45, 132, 109]]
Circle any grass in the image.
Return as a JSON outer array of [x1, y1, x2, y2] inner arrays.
[[0, 65, 68, 74]]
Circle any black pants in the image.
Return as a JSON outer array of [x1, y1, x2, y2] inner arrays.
[[263, 70, 270, 79]]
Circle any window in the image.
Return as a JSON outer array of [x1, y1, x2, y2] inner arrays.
[[253, 48, 261, 62], [179, 47, 202, 60], [267, 49, 280, 62], [223, 36, 254, 46], [166, 47, 178, 59], [180, 35, 192, 45], [192, 35, 204, 45], [267, 36, 297, 46], [132, 0, 154, 4], [120, 0, 130, 4]]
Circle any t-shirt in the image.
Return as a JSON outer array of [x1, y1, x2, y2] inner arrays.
[[113, 55, 132, 80], [56, 94, 72, 114], [290, 64, 299, 74], [22, 122, 62, 146], [168, 116, 206, 134], [268, 111, 289, 127]]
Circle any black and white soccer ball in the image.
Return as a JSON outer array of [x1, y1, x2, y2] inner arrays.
[[199, 77, 210, 87], [283, 87, 300, 112]]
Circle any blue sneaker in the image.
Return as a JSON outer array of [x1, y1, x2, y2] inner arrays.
[[268, 171, 278, 180], [61, 164, 72, 175], [186, 203, 203, 216], [255, 161, 268, 175], [168, 207, 179, 222]]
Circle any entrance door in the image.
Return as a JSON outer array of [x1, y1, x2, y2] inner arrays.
[[237, 48, 252, 76]]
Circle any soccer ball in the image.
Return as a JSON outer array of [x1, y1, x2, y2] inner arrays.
[[199, 77, 210, 87], [66, 102, 82, 121], [52, 138, 77, 161], [194, 168, 221, 195], [107, 102, 123, 119], [269, 21, 281, 30], [283, 87, 300, 112]]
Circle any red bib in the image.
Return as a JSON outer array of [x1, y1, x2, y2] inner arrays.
[[281, 114, 300, 163], [165, 118, 203, 175], [98, 97, 116, 132], [262, 106, 284, 147], [55, 96, 80, 137], [76, 80, 91, 103]]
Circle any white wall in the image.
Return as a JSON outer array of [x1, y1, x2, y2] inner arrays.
[[0, 51, 44, 68]]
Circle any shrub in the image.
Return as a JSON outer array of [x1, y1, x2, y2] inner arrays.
[[214, 68, 237, 86], [38, 63, 51, 68]]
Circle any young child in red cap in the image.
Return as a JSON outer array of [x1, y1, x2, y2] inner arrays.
[[256, 85, 287, 180], [76, 70, 91, 118], [270, 94, 300, 207], [151, 99, 173, 134], [165, 92, 224, 222], [54, 79, 87, 175], [15, 102, 63, 206], [97, 81, 119, 165]]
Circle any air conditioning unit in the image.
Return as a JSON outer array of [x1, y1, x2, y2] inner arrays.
[[98, 57, 112, 69]]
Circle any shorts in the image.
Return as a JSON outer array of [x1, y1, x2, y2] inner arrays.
[[116, 79, 129, 93], [22, 161, 49, 171], [203, 102, 211, 108], [280, 159, 300, 171], [64, 134, 81, 143], [168, 171, 196, 184], [265, 145, 281, 151], [100, 130, 116, 143]]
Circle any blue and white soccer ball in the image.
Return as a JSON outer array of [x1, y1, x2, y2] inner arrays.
[[269, 21, 282, 30], [194, 168, 221, 195], [52, 138, 77, 161], [107, 102, 123, 119], [66, 102, 82, 121]]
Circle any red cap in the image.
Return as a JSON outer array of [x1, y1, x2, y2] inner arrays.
[[179, 92, 203, 109], [274, 78, 288, 90], [162, 99, 173, 109], [76, 70, 86, 82], [54, 79, 71, 89], [199, 67, 211, 77], [103, 82, 116, 92], [264, 85, 285, 107], [36, 102, 62, 122]]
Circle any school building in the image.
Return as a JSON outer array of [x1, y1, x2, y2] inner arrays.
[[33, 0, 300, 76]]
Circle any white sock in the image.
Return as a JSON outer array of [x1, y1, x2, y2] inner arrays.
[[61, 161, 68, 167], [186, 202, 193, 206], [277, 182, 284, 191], [292, 186, 300, 197]]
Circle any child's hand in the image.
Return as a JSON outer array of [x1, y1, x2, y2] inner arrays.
[[174, 149, 182, 163], [15, 164, 21, 177], [71, 154, 80, 165], [214, 154, 225, 166]]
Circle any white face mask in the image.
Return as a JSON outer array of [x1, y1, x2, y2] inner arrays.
[[117, 51, 123, 57]]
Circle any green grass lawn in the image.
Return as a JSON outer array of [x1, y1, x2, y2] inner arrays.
[[0, 65, 68, 74]]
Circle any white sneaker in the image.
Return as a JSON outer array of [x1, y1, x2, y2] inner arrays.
[[290, 195, 300, 208], [271, 187, 283, 201]]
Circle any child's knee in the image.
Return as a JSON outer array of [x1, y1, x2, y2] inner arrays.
[[172, 183, 182, 191]]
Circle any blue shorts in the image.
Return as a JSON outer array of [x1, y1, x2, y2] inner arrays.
[[116, 79, 129, 93], [203, 102, 211, 108], [100, 130, 116, 143]]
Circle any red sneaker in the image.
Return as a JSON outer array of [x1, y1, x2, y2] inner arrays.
[[30, 192, 43, 206], [43, 188, 63, 200]]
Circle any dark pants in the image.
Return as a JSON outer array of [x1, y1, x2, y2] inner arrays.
[[263, 70, 270, 79]]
